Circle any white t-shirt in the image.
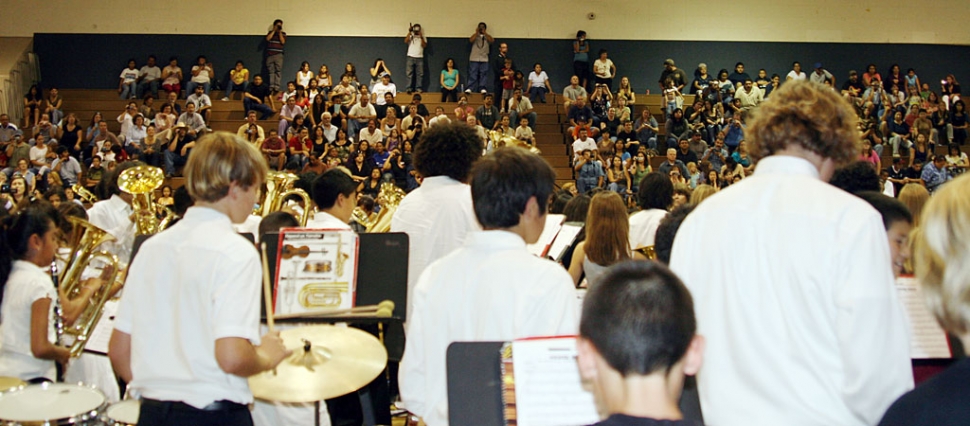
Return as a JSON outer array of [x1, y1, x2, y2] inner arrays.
[[190, 65, 212, 84], [528, 71, 549, 88], [29, 144, 49, 165], [572, 137, 597, 161], [139, 66, 161, 82], [593, 59, 614, 79], [371, 82, 397, 105], [120, 68, 139, 83], [407, 35, 425, 58], [0, 260, 57, 381], [786, 70, 807, 81], [628, 208, 668, 249]]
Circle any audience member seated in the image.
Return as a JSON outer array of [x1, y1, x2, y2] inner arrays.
[[185, 55, 214, 95], [221, 60, 249, 101], [161, 56, 183, 97]]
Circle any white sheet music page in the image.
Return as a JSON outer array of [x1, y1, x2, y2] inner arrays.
[[547, 223, 584, 262], [512, 336, 599, 426], [526, 214, 565, 258], [82, 299, 119, 355], [895, 276, 951, 359]]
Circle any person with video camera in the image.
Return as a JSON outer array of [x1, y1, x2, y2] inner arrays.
[[265, 19, 286, 96], [404, 23, 427, 94], [466, 22, 493, 94]]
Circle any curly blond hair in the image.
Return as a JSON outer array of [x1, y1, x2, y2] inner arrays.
[[746, 81, 858, 165]]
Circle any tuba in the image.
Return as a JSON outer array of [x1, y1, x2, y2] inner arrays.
[[255, 171, 313, 226], [488, 130, 542, 155], [71, 184, 99, 205], [59, 217, 121, 357], [364, 182, 406, 233], [634, 245, 657, 260], [118, 165, 175, 235]]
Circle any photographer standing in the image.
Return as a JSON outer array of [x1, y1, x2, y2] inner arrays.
[[265, 19, 286, 96], [404, 23, 427, 94], [466, 22, 493, 94]]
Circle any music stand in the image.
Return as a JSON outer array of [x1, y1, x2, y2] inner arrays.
[[446, 341, 506, 426]]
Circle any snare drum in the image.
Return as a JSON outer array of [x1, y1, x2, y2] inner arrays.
[[0, 382, 106, 425], [104, 399, 141, 425]]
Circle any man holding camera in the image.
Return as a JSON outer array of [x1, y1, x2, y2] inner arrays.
[[466, 22, 493, 94], [265, 19, 286, 95], [404, 24, 427, 94]]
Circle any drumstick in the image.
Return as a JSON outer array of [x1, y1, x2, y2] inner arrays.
[[260, 243, 275, 333], [274, 301, 394, 320]]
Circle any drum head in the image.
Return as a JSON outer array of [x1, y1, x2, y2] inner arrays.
[[0, 383, 105, 422], [106, 399, 141, 424]]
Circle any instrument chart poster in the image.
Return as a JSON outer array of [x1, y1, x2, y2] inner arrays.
[[274, 229, 359, 316]]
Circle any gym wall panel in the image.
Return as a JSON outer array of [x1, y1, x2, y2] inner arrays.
[[7, 0, 970, 45]]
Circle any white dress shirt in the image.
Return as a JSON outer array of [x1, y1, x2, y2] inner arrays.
[[114, 207, 262, 408], [399, 230, 579, 426], [669, 156, 913, 426], [0, 261, 56, 381], [628, 208, 668, 249], [390, 176, 480, 323], [86, 194, 135, 264], [305, 211, 351, 230]]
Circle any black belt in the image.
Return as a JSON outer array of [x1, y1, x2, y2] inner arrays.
[[142, 398, 247, 412]]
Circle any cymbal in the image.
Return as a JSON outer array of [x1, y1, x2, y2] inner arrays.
[[249, 325, 388, 403], [0, 377, 24, 392]]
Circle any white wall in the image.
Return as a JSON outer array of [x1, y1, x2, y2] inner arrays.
[[4, 0, 969, 45]]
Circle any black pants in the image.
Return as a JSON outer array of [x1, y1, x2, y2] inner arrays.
[[139, 399, 252, 426]]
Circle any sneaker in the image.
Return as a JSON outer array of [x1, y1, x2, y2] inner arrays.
[[480, 89, 487, 94], [464, 89, 472, 94], [221, 97, 229, 101], [415, 88, 422, 93], [406, 89, 413, 94]]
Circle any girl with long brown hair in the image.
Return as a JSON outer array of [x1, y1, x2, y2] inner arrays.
[[567, 192, 645, 287]]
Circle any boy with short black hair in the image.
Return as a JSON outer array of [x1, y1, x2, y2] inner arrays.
[[400, 147, 578, 426], [577, 260, 704, 425]]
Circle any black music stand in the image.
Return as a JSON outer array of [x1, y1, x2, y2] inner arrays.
[[263, 231, 410, 426], [446, 341, 506, 426]]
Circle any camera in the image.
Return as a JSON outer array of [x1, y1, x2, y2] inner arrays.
[[411, 24, 421, 35], [0, 183, 9, 194]]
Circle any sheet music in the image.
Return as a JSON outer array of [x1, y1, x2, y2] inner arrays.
[[895, 276, 951, 359], [82, 300, 119, 355], [512, 337, 599, 426], [526, 214, 565, 258], [547, 223, 584, 262]]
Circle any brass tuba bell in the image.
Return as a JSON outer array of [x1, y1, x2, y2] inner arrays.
[[487, 130, 542, 155], [118, 165, 175, 235], [59, 217, 122, 357], [365, 182, 407, 233], [255, 171, 313, 226]]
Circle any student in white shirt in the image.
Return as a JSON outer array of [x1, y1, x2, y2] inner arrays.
[[400, 147, 579, 426], [670, 81, 913, 426], [628, 172, 672, 250], [110, 132, 289, 425], [86, 162, 139, 265], [391, 123, 483, 322], [0, 203, 95, 382], [306, 169, 356, 230]]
